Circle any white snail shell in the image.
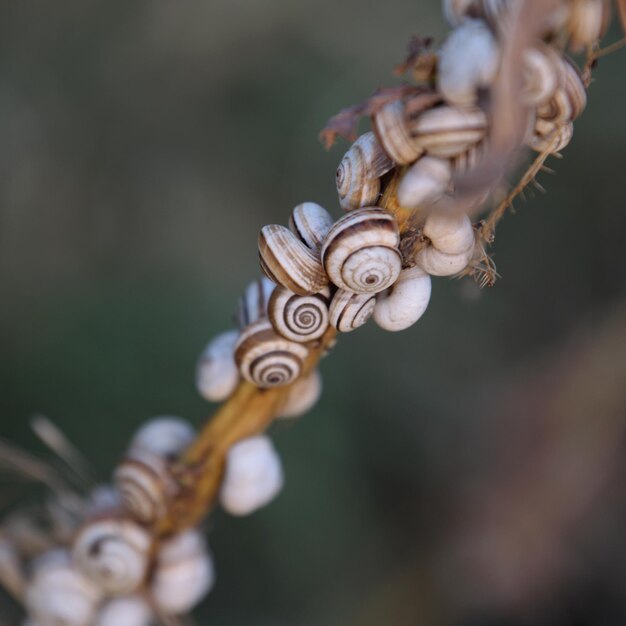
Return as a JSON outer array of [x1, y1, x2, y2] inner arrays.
[[438, 18, 500, 107], [26, 549, 101, 626], [268, 286, 331, 343], [151, 529, 215, 615], [567, 0, 611, 52], [220, 435, 284, 516], [336, 132, 393, 210], [289, 202, 334, 249], [373, 266, 432, 332], [528, 120, 574, 153], [259, 224, 329, 296], [128, 417, 195, 460], [522, 45, 560, 107], [372, 100, 423, 165], [72, 519, 151, 595], [196, 330, 240, 402], [277, 370, 322, 419], [397, 156, 453, 209], [95, 597, 152, 626], [328, 289, 376, 333], [321, 207, 402, 294], [85, 486, 122, 517], [234, 318, 309, 388], [235, 277, 276, 329]]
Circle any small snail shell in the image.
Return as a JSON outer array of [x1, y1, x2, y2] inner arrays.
[[438, 18, 500, 107], [151, 530, 215, 615], [409, 105, 487, 158], [397, 156, 453, 209], [259, 225, 329, 296], [567, 0, 611, 52], [528, 120, 574, 153], [321, 207, 402, 294], [443, 0, 509, 27], [85, 485, 122, 517], [72, 519, 151, 596], [95, 597, 152, 626], [277, 370, 322, 419], [220, 435, 284, 516], [289, 202, 334, 250], [537, 88, 574, 125], [522, 45, 560, 107], [328, 289, 376, 333], [196, 330, 240, 402], [26, 549, 101, 626], [128, 416, 195, 460], [560, 57, 587, 120], [372, 100, 424, 165], [373, 266, 432, 332], [268, 286, 331, 343], [235, 277, 276, 329], [336, 132, 394, 210], [234, 318, 309, 388]]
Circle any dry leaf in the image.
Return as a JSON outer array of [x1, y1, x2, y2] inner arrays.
[[393, 36, 433, 76]]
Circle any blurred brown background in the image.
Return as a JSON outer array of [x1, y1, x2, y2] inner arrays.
[[1, 1, 625, 624]]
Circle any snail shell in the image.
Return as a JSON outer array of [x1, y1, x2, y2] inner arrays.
[[151, 530, 215, 615], [26, 550, 101, 626], [289, 202, 334, 249], [219, 435, 284, 516], [277, 370, 322, 419], [443, 0, 510, 27], [336, 132, 394, 210], [128, 416, 195, 460], [234, 318, 309, 388], [95, 597, 152, 626], [72, 519, 151, 595], [522, 45, 560, 107], [438, 18, 500, 107], [372, 100, 424, 165], [560, 57, 587, 120], [567, 0, 611, 52], [235, 277, 276, 329], [397, 156, 453, 209], [259, 225, 329, 296], [196, 330, 240, 402], [373, 266, 432, 332], [409, 105, 487, 158], [328, 289, 376, 333], [321, 208, 402, 294], [268, 286, 331, 343], [528, 120, 574, 153]]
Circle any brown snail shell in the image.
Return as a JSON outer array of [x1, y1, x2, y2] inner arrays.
[[561, 56, 587, 120], [328, 289, 376, 332], [372, 100, 424, 165], [268, 286, 331, 343], [288, 202, 334, 249]]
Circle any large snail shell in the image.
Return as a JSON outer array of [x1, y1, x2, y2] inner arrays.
[[128, 416, 195, 460], [438, 18, 500, 107], [277, 370, 322, 419], [528, 120, 574, 153], [289, 202, 334, 249], [72, 519, 151, 596], [268, 286, 331, 343], [373, 266, 432, 332], [567, 0, 611, 52], [235, 277, 276, 329], [372, 100, 424, 165], [95, 597, 152, 626], [336, 132, 394, 210], [321, 208, 402, 294], [328, 289, 376, 333], [234, 319, 309, 388], [151, 530, 215, 615], [196, 330, 240, 402], [259, 225, 329, 296], [219, 435, 284, 516], [522, 45, 560, 107], [397, 156, 453, 209], [409, 105, 487, 158], [26, 550, 101, 626]]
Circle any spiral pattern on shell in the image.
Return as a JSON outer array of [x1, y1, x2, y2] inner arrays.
[[321, 208, 402, 294], [268, 286, 331, 343], [234, 319, 310, 388], [372, 100, 423, 164], [328, 289, 376, 332]]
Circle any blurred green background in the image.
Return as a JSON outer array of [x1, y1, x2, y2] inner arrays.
[[1, 1, 625, 625]]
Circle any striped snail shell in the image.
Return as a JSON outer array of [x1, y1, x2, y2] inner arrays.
[[259, 224, 329, 296], [196, 330, 240, 402], [372, 100, 424, 165], [328, 289, 376, 333], [397, 156, 453, 209], [321, 208, 402, 294], [289, 202, 334, 249], [268, 286, 331, 343], [277, 370, 322, 419], [373, 266, 432, 332], [128, 416, 195, 460], [95, 597, 152, 626], [438, 18, 500, 107], [151, 529, 215, 615], [234, 318, 309, 388], [336, 132, 394, 210], [219, 435, 284, 516], [235, 277, 276, 329], [528, 120, 574, 154], [409, 105, 488, 158], [560, 57, 587, 120], [72, 519, 151, 596], [26, 550, 101, 626], [522, 45, 561, 107], [567, 0, 611, 52]]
